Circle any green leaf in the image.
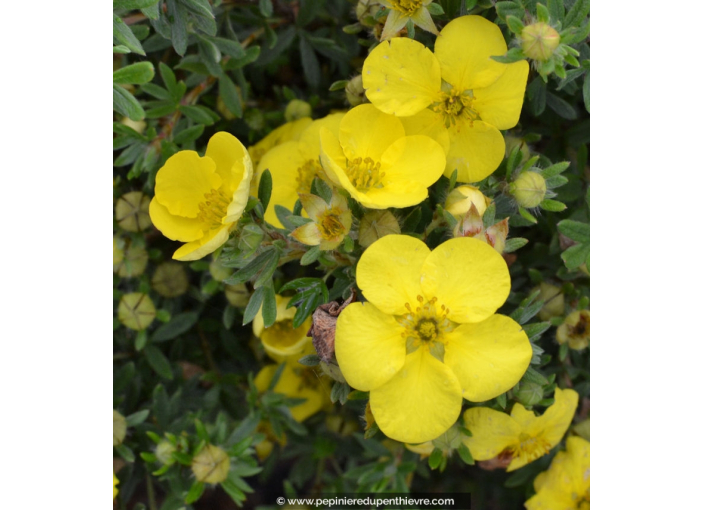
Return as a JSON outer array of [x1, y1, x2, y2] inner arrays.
[[297, 0, 325, 26], [243, 286, 265, 325], [185, 482, 205, 504], [140, 82, 171, 100], [258, 169, 273, 213], [539, 199, 567, 212], [224, 46, 261, 70], [457, 443, 475, 465], [541, 161, 570, 177], [522, 322, 551, 341], [503, 237, 528, 253], [547, 0, 564, 22], [546, 92, 578, 120], [113, 45, 131, 53], [583, 70, 590, 112], [259, 0, 273, 17], [428, 448, 443, 469], [125, 409, 150, 426], [113, 62, 155, 85], [299, 36, 320, 87], [158, 62, 179, 99], [564, 0, 589, 27], [298, 354, 321, 366], [279, 278, 329, 328], [522, 366, 549, 385], [179, 105, 219, 125], [179, 0, 214, 19], [329, 80, 348, 91], [536, 3, 550, 23], [173, 124, 205, 144], [115, 444, 135, 462], [114, 0, 159, 9], [491, 47, 525, 63], [558, 220, 589, 243], [205, 35, 246, 59], [135, 330, 148, 351], [222, 479, 246, 503], [262, 285, 277, 327], [225, 248, 279, 286], [495, 1, 524, 21], [482, 202, 496, 229], [166, 0, 188, 56], [151, 312, 199, 342], [113, 84, 145, 121], [301, 246, 321, 266], [496, 393, 507, 409], [505, 15, 525, 35], [527, 77, 546, 116], [518, 207, 538, 224], [113, 14, 145, 55], [144, 345, 174, 380], [561, 242, 589, 270]]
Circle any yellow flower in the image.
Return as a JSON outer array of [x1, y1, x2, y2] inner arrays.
[[335, 235, 532, 443], [253, 295, 314, 362], [557, 310, 590, 350], [379, 0, 439, 40], [191, 444, 230, 484], [463, 388, 578, 471], [291, 191, 352, 250], [149, 132, 253, 261], [362, 15, 529, 182], [256, 113, 345, 227], [248, 117, 313, 168], [113, 472, 119, 500], [254, 362, 328, 422], [320, 104, 445, 209], [525, 436, 590, 510]]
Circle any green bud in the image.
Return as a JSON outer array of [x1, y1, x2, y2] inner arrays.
[[152, 262, 189, 298], [284, 99, 312, 121], [155, 441, 177, 465], [118, 292, 156, 331], [358, 210, 400, 247], [115, 191, 152, 232], [511, 171, 547, 208], [113, 410, 127, 446], [521, 22, 560, 61], [514, 381, 544, 406], [345, 75, 366, 107]]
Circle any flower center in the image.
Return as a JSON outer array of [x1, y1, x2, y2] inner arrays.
[[296, 159, 325, 194], [398, 295, 455, 361], [431, 88, 480, 127], [506, 433, 552, 463], [388, 0, 424, 15], [319, 210, 346, 240], [196, 188, 230, 229], [346, 157, 385, 192]]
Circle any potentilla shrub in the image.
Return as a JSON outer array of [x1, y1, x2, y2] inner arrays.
[[113, 0, 589, 508]]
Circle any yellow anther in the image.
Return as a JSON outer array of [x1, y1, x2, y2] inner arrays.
[[431, 88, 480, 127], [346, 157, 385, 191], [388, 0, 424, 15], [296, 159, 323, 194], [196, 188, 230, 229]]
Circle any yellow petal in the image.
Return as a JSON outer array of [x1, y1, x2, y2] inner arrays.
[[380, 135, 446, 187], [149, 197, 204, 242], [370, 347, 462, 443], [298, 112, 346, 160], [298, 193, 329, 220], [248, 117, 313, 165], [223, 144, 253, 224], [335, 302, 406, 391], [528, 388, 579, 448], [172, 225, 230, 261], [357, 234, 430, 315], [473, 60, 529, 130], [356, 182, 430, 210], [435, 15, 508, 91], [510, 402, 537, 429], [399, 110, 450, 154], [339, 104, 405, 162], [420, 237, 510, 323], [253, 294, 298, 337], [445, 120, 505, 183], [205, 132, 247, 193], [291, 221, 322, 246], [462, 407, 521, 460], [363, 38, 442, 117], [254, 363, 324, 422], [155, 151, 221, 217], [444, 314, 531, 402], [319, 127, 349, 188], [256, 142, 305, 227]]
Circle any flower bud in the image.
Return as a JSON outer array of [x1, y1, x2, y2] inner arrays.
[[345, 75, 366, 107], [191, 444, 230, 484], [120, 116, 146, 135], [113, 237, 124, 266], [557, 310, 590, 350], [356, 0, 381, 27], [521, 22, 560, 61], [113, 410, 127, 446], [225, 284, 250, 307], [359, 210, 400, 247], [244, 108, 265, 131], [118, 292, 156, 331], [284, 99, 312, 121], [152, 262, 189, 298], [484, 218, 509, 254], [114, 242, 148, 278], [445, 186, 490, 218], [511, 171, 546, 208], [514, 381, 544, 406], [535, 282, 565, 321], [115, 191, 152, 232], [155, 441, 177, 466], [209, 257, 234, 282], [504, 135, 530, 162]]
